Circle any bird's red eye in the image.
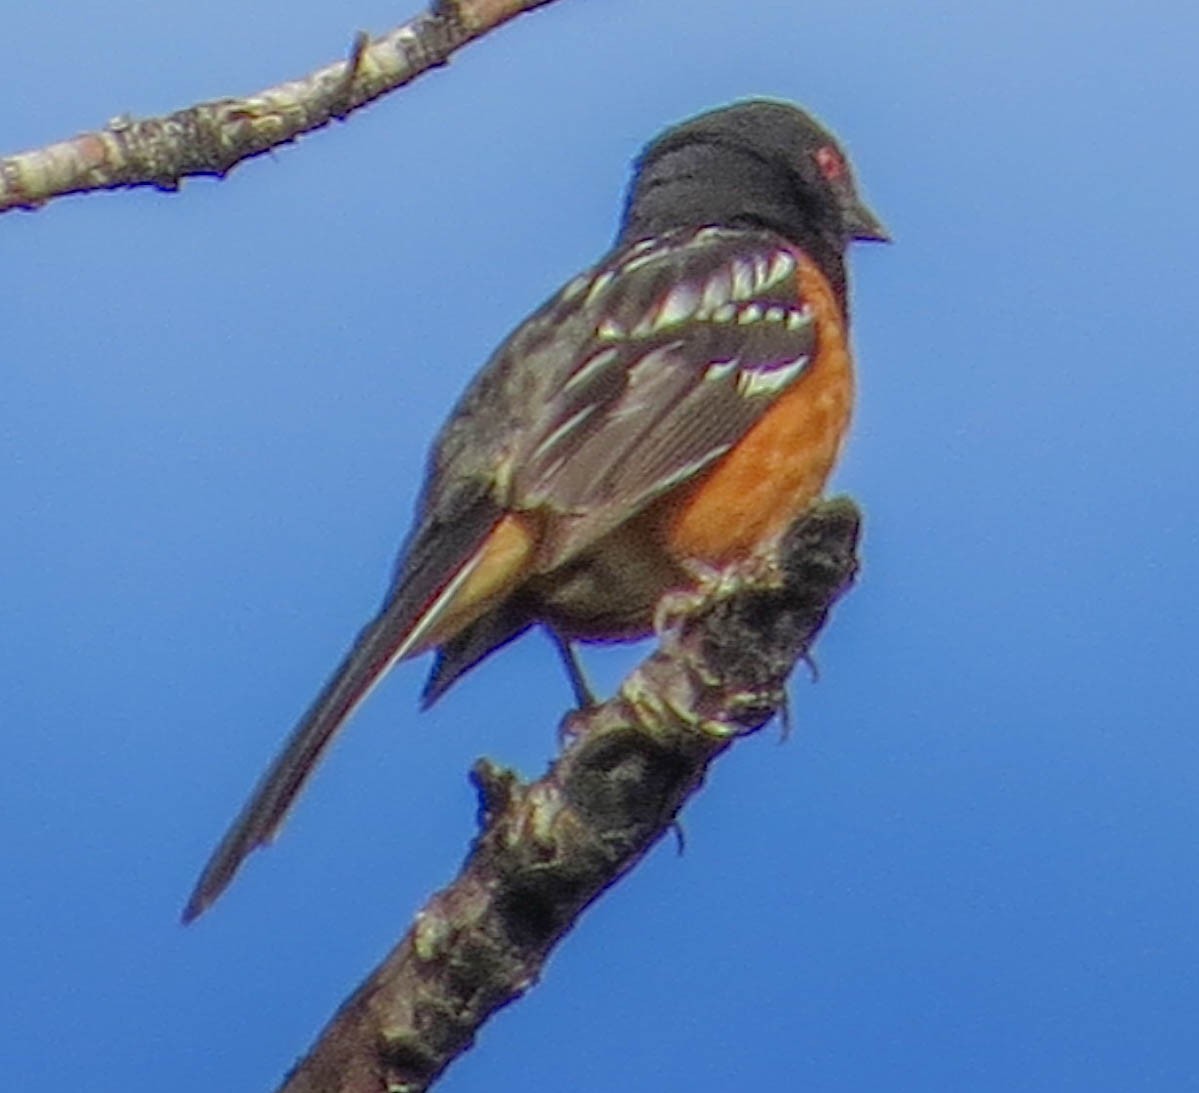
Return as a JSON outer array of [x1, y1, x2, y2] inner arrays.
[[814, 145, 846, 182]]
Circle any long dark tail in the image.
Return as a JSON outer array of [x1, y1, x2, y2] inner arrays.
[[181, 493, 506, 923], [181, 603, 422, 923]]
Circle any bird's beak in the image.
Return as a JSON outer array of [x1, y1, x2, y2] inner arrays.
[[843, 198, 891, 243]]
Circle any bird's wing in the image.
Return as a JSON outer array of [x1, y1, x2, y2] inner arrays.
[[416, 229, 822, 704], [507, 227, 820, 565]]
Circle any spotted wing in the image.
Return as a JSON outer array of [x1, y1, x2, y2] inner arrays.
[[508, 228, 819, 565], [390, 227, 818, 596]]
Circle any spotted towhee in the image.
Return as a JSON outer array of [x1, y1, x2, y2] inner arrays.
[[184, 99, 888, 922]]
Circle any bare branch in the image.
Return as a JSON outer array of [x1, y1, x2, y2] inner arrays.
[[276, 498, 862, 1093], [0, 0, 562, 214]]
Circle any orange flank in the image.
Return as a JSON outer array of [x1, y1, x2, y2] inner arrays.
[[412, 513, 539, 653], [663, 257, 854, 563]]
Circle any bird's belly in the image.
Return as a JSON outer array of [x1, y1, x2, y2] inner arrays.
[[527, 518, 686, 640]]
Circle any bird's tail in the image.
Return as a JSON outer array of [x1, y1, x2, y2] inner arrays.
[[180, 603, 422, 923], [181, 508, 535, 923]]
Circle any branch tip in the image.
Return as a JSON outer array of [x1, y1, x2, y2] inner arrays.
[[0, 0, 567, 213]]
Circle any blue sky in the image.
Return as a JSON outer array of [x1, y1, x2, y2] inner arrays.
[[3, 1, 1198, 1090]]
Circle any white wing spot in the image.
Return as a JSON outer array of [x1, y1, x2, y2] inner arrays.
[[737, 304, 764, 325], [653, 282, 700, 330], [534, 404, 598, 458], [560, 273, 591, 303], [731, 259, 757, 300], [767, 250, 796, 286], [620, 251, 663, 275], [711, 303, 737, 323], [654, 446, 736, 492], [765, 306, 787, 323], [596, 318, 624, 340], [586, 270, 616, 303], [701, 270, 732, 314], [736, 356, 810, 399], [704, 359, 739, 383], [618, 237, 668, 275], [787, 306, 812, 331], [564, 347, 620, 390], [624, 237, 659, 257], [753, 254, 772, 290]]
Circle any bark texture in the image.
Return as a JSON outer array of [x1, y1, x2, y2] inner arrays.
[[278, 497, 862, 1093], [0, 0, 562, 213]]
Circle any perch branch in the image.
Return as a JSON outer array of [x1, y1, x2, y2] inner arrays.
[[277, 497, 862, 1093], [0, 0, 564, 213]]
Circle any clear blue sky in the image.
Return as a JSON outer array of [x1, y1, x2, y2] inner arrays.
[[3, 1, 1198, 1090]]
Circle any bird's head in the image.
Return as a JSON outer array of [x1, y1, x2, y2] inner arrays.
[[620, 99, 889, 254]]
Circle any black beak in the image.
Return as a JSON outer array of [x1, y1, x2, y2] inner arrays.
[[843, 198, 891, 243]]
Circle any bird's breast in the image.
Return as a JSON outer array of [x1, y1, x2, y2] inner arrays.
[[660, 255, 855, 563]]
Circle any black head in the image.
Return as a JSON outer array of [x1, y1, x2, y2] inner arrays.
[[619, 100, 888, 299]]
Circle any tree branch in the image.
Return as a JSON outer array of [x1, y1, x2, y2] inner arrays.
[[276, 498, 862, 1093], [0, 0, 563, 214]]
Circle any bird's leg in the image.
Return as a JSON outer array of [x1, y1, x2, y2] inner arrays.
[[547, 628, 598, 708], [653, 551, 784, 637], [652, 558, 732, 636]]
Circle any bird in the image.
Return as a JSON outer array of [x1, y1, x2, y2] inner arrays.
[[182, 98, 888, 923]]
